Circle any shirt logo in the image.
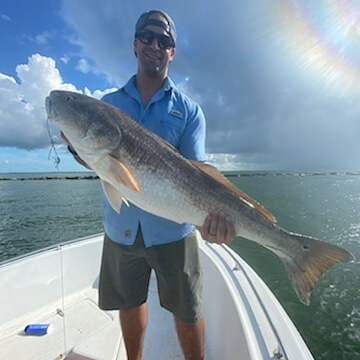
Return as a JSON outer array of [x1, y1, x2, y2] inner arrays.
[[170, 109, 183, 118]]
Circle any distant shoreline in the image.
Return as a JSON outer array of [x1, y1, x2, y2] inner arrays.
[[0, 175, 99, 181], [1, 171, 359, 181]]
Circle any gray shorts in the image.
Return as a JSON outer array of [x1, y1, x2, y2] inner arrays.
[[98, 229, 203, 323]]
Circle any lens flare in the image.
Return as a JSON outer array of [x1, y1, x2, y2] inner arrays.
[[266, 0, 360, 98]]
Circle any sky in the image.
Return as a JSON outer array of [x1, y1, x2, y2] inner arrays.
[[1, 0, 360, 173]]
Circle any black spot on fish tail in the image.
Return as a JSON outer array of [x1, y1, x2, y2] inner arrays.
[[280, 231, 355, 305]]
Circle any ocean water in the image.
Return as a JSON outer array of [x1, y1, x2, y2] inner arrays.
[[0, 171, 359, 359]]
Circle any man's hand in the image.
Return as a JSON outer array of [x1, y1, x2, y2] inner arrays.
[[61, 131, 91, 169], [199, 213, 235, 245]]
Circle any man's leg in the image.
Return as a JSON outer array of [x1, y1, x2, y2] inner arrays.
[[147, 231, 204, 359], [120, 303, 148, 360], [98, 233, 151, 360], [175, 316, 204, 360]]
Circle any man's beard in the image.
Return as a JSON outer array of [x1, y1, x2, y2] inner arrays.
[[141, 50, 166, 75]]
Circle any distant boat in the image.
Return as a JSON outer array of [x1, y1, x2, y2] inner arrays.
[[0, 232, 314, 359]]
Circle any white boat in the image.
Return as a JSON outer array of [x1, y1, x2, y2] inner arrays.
[[0, 232, 314, 359]]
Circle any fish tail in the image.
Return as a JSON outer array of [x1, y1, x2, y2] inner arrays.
[[279, 232, 355, 305]]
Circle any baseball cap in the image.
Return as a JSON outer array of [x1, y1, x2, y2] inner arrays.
[[135, 10, 177, 46]]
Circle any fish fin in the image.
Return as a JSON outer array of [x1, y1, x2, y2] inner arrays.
[[101, 180, 129, 213], [152, 133, 180, 153], [107, 155, 140, 192], [277, 231, 355, 305], [191, 161, 277, 223]]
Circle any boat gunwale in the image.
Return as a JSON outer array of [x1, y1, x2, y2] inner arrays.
[[217, 242, 289, 359], [205, 241, 313, 359], [0, 233, 104, 268]]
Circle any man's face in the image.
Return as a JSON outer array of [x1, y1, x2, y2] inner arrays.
[[134, 14, 176, 76]]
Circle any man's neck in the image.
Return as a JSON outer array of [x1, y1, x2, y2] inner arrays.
[[135, 72, 167, 108]]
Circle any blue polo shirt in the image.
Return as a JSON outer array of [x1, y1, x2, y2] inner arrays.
[[101, 76, 206, 247]]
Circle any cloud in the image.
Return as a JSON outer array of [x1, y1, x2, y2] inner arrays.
[[84, 87, 117, 99], [76, 58, 90, 73], [35, 31, 53, 45], [60, 55, 70, 64], [2, 1, 360, 171], [23, 31, 54, 45], [0, 54, 114, 150], [58, 0, 360, 170], [0, 14, 11, 22], [207, 153, 272, 171]]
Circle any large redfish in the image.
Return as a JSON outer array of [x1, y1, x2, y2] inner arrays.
[[46, 90, 355, 305]]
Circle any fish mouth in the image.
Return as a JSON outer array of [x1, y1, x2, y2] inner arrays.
[[45, 96, 58, 121]]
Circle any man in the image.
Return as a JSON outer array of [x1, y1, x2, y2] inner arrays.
[[66, 9, 235, 360]]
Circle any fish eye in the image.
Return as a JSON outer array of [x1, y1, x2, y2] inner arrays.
[[65, 96, 73, 102]]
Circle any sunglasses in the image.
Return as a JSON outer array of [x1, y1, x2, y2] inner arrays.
[[136, 30, 175, 50]]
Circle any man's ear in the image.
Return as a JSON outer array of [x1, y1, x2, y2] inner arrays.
[[133, 38, 139, 58], [169, 47, 176, 62]]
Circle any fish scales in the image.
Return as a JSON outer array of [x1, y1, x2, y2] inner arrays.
[[115, 114, 221, 223], [120, 131, 244, 228]]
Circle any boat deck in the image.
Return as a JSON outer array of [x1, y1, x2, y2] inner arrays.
[[0, 275, 183, 360]]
